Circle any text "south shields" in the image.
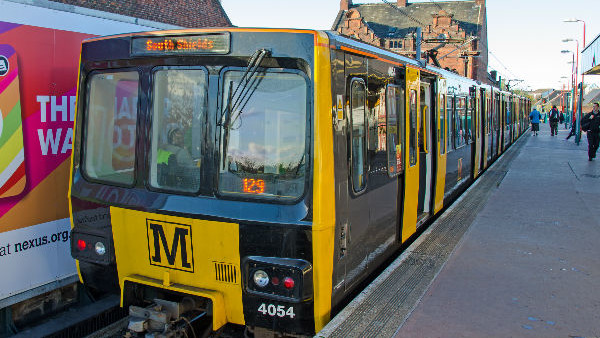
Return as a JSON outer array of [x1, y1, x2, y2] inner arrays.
[[145, 38, 214, 51]]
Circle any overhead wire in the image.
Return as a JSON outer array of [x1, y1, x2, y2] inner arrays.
[[376, 0, 522, 86]]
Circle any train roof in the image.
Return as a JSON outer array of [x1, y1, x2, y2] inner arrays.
[[81, 27, 526, 99]]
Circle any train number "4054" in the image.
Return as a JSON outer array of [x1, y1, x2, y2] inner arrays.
[[257, 303, 295, 318]]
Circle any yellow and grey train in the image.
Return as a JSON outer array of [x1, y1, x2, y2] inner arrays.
[[69, 28, 530, 337]]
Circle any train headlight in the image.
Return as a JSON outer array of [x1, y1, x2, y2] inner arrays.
[[244, 256, 313, 302], [71, 230, 113, 265], [253, 270, 269, 288], [95, 242, 106, 256]]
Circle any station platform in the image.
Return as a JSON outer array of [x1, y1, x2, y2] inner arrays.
[[317, 123, 600, 338]]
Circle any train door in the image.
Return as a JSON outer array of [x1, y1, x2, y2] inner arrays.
[[402, 67, 420, 242], [480, 88, 488, 170], [500, 95, 506, 152], [417, 81, 434, 220], [342, 53, 369, 290], [493, 91, 500, 158], [471, 87, 481, 178], [434, 78, 447, 213], [504, 95, 511, 148], [488, 90, 493, 161]]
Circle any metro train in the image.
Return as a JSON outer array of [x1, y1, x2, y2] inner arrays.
[[68, 28, 530, 337]]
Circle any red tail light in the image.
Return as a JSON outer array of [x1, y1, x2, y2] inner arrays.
[[77, 239, 87, 251], [283, 277, 295, 289]]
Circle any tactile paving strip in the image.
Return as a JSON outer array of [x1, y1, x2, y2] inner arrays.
[[321, 136, 527, 338]]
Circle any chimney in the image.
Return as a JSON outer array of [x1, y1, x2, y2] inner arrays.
[[475, 0, 485, 6], [397, 0, 407, 7], [341, 0, 352, 11]]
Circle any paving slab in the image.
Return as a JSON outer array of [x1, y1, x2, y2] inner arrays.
[[397, 124, 600, 338]]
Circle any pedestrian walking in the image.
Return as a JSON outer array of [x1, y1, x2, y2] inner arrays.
[[549, 106, 560, 136], [529, 107, 541, 136], [581, 102, 600, 161]]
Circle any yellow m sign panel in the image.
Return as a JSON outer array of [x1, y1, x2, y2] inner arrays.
[[147, 219, 194, 272]]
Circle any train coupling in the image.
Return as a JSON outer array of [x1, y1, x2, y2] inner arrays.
[[126, 298, 212, 338]]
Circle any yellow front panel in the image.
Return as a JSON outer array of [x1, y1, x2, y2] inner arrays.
[[402, 67, 419, 242], [434, 78, 447, 213], [311, 31, 335, 332], [110, 207, 244, 328]]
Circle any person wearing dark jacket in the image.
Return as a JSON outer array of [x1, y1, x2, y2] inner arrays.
[[581, 102, 600, 161], [549, 106, 560, 136]]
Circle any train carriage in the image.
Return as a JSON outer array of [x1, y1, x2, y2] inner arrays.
[[68, 28, 529, 337]]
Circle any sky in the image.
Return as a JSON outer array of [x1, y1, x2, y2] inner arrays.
[[220, 0, 600, 91]]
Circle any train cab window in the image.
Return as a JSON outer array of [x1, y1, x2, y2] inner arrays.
[[149, 68, 206, 193], [218, 69, 309, 200], [409, 89, 418, 166], [83, 71, 139, 186], [386, 85, 405, 175], [350, 79, 367, 192], [440, 94, 446, 154]]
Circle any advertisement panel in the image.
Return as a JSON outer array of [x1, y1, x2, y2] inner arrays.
[[0, 21, 93, 301]]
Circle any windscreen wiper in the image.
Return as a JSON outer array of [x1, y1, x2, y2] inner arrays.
[[221, 80, 234, 168], [220, 48, 271, 168], [229, 49, 270, 124]]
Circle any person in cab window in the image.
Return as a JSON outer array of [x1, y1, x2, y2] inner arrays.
[[158, 127, 193, 168], [549, 106, 560, 136], [581, 102, 600, 161], [529, 107, 541, 136]]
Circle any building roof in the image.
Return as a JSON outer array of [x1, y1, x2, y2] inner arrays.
[[47, 0, 232, 28], [583, 89, 600, 106], [332, 1, 483, 39]]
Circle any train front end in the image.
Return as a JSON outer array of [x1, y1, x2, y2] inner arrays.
[[68, 29, 335, 336]]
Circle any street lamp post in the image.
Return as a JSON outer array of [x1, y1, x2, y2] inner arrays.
[[561, 50, 575, 126], [564, 18, 586, 144], [560, 76, 570, 128], [563, 38, 581, 144]]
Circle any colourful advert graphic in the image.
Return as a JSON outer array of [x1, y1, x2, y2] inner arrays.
[[0, 21, 94, 301], [0, 44, 26, 198]]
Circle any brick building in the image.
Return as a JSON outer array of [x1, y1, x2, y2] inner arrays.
[[332, 0, 489, 83], [46, 0, 232, 28]]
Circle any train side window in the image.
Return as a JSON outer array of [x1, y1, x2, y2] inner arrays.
[[350, 79, 367, 192], [447, 96, 454, 150], [409, 89, 418, 166], [386, 85, 405, 176], [440, 94, 446, 154], [467, 96, 473, 143], [455, 97, 466, 148], [487, 97, 491, 135]]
